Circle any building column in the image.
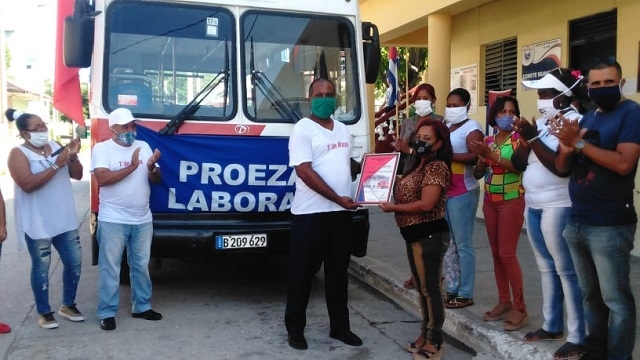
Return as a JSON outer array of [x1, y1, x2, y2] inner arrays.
[[427, 14, 451, 115]]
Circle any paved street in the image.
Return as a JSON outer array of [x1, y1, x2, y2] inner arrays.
[[0, 151, 474, 359]]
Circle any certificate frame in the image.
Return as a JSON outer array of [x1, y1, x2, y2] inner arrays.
[[354, 153, 400, 204]]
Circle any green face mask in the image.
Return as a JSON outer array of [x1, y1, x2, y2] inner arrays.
[[311, 97, 336, 119]]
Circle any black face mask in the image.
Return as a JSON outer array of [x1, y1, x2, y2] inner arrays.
[[412, 140, 433, 157], [588, 85, 622, 112]]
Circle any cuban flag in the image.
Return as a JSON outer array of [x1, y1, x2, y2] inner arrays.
[[387, 47, 399, 108]]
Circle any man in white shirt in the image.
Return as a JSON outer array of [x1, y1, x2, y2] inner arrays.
[[91, 108, 162, 331], [285, 79, 362, 350]]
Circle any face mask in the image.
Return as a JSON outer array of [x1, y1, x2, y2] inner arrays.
[[588, 84, 622, 112], [495, 115, 515, 131], [27, 131, 49, 148], [444, 106, 467, 124], [537, 95, 571, 119], [311, 97, 336, 119], [412, 140, 433, 157], [414, 100, 432, 117], [114, 131, 137, 146], [537, 99, 559, 118]]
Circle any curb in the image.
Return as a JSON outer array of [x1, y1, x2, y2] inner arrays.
[[348, 255, 555, 360]]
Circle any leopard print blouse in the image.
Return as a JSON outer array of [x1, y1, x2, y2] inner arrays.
[[393, 160, 451, 228]]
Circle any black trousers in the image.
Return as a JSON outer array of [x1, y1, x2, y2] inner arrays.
[[285, 211, 353, 336]]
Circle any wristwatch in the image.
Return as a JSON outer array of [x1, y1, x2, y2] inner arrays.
[[574, 139, 586, 154]]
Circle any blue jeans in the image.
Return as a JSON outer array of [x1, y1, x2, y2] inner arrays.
[[564, 221, 636, 360], [97, 221, 153, 319], [25, 230, 82, 315], [526, 207, 584, 344], [444, 187, 479, 298]]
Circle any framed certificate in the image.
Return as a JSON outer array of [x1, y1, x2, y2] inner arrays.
[[354, 153, 400, 204]]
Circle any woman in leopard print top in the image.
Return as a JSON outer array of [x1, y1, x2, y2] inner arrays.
[[379, 118, 452, 359]]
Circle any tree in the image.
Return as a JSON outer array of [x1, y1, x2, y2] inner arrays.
[[374, 47, 428, 97], [4, 46, 10, 71]]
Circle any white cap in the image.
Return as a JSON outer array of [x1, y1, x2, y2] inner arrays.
[[108, 108, 137, 127], [522, 72, 573, 96]]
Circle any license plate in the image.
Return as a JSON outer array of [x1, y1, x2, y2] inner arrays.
[[215, 233, 268, 250]]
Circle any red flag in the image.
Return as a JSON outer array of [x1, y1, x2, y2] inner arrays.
[[54, 0, 85, 126]]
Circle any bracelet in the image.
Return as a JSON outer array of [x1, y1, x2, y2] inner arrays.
[[69, 156, 78, 163], [48, 161, 60, 171], [526, 135, 539, 144], [149, 166, 158, 174]]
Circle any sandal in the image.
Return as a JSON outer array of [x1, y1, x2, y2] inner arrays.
[[553, 342, 586, 360], [413, 343, 443, 359], [482, 303, 512, 321], [502, 309, 529, 331], [523, 328, 564, 343], [443, 292, 457, 303], [405, 339, 425, 353], [444, 296, 474, 309], [403, 277, 416, 289]]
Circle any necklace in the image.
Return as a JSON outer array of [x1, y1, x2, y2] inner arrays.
[[24, 143, 48, 157], [491, 131, 513, 152]]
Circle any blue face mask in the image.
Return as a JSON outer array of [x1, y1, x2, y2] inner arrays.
[[115, 131, 136, 146], [495, 115, 515, 131]]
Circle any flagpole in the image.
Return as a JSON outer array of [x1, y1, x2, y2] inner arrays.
[[394, 50, 399, 140], [405, 48, 409, 116]]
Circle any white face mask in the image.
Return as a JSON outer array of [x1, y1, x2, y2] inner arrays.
[[537, 96, 572, 119], [27, 131, 49, 148], [414, 100, 432, 117], [538, 83, 576, 118], [444, 106, 468, 124]]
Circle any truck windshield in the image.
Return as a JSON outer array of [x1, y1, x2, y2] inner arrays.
[[242, 12, 360, 123], [103, 2, 236, 120]]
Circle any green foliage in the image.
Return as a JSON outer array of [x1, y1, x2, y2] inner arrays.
[[4, 46, 10, 70], [374, 47, 428, 97]]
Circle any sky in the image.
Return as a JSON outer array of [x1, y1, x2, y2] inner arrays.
[[1, 0, 58, 92]]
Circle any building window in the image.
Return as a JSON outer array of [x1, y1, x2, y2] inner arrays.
[[484, 37, 517, 106], [569, 9, 617, 76]]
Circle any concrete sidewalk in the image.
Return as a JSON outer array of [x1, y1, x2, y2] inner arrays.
[[349, 207, 640, 360]]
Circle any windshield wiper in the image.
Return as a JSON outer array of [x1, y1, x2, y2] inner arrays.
[[249, 37, 300, 121], [159, 37, 230, 135]]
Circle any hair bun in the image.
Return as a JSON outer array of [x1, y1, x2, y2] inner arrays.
[[12, 110, 24, 120], [4, 108, 23, 122]]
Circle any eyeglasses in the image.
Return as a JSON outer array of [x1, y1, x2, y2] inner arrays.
[[26, 123, 48, 132]]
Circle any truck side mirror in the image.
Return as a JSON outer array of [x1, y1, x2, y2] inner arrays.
[[63, 0, 101, 68], [362, 22, 381, 85]]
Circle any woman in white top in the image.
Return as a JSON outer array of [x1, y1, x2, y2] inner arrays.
[[442, 88, 484, 309], [5, 109, 84, 330], [512, 68, 588, 360]]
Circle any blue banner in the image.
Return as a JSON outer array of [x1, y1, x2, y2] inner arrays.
[[136, 126, 295, 213]]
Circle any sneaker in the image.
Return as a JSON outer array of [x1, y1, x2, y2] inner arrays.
[[100, 317, 116, 331], [132, 309, 162, 321], [38, 313, 59, 329], [58, 304, 85, 322], [0, 322, 11, 334]]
